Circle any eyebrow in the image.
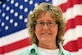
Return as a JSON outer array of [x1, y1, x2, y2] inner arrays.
[[36, 20, 56, 22]]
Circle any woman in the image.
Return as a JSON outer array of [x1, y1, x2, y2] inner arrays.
[[18, 2, 72, 55]]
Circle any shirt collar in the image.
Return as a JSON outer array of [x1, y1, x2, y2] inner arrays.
[[29, 43, 64, 55], [29, 43, 41, 55]]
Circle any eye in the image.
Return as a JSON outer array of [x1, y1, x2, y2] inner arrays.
[[38, 22, 44, 24], [36, 22, 44, 26], [48, 22, 54, 25]]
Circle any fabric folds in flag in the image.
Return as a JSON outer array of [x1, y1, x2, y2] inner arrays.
[[0, 0, 52, 55], [0, 0, 82, 55], [52, 0, 82, 55]]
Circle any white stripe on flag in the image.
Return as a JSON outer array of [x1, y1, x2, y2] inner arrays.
[[63, 26, 82, 45], [52, 0, 67, 6], [72, 49, 82, 55], [63, 4, 82, 22], [0, 28, 29, 46]]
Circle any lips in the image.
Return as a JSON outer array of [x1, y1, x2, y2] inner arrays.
[[41, 32, 51, 35]]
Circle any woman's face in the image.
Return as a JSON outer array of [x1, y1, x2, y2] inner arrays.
[[35, 12, 58, 45]]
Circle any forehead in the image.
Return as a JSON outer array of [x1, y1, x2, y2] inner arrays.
[[37, 12, 55, 21]]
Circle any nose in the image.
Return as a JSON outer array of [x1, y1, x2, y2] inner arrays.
[[42, 23, 49, 30]]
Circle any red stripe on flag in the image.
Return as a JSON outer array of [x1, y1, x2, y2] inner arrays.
[[63, 37, 82, 52], [0, 37, 30, 54], [59, 0, 82, 12], [65, 16, 82, 33]]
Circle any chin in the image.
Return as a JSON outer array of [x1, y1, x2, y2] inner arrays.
[[41, 38, 52, 42]]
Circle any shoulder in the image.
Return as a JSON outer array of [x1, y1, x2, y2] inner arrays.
[[17, 43, 39, 55], [58, 43, 73, 55], [62, 49, 73, 55]]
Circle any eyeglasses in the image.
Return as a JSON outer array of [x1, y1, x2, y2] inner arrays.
[[36, 21, 57, 28]]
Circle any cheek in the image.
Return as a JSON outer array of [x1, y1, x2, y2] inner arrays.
[[35, 27, 41, 37], [53, 27, 58, 32], [52, 25, 58, 35]]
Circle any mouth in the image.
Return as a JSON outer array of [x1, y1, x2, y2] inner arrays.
[[41, 32, 51, 35]]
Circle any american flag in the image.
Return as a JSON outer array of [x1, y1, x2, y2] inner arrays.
[[0, 0, 52, 55], [52, 0, 82, 55], [0, 0, 82, 55]]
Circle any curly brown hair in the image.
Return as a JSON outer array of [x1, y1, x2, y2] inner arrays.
[[27, 2, 65, 46]]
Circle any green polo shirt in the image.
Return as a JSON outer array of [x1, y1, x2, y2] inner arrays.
[[17, 43, 73, 55]]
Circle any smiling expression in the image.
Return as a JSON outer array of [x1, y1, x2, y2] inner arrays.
[[35, 12, 58, 44]]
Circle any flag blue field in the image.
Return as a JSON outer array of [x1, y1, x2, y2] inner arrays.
[[0, 0, 52, 55]]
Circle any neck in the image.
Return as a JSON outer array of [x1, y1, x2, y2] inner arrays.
[[38, 42, 58, 50]]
